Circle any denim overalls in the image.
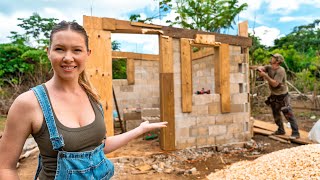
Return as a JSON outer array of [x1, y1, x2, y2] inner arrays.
[[32, 85, 114, 180]]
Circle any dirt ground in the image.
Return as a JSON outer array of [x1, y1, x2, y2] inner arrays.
[[14, 102, 320, 179]]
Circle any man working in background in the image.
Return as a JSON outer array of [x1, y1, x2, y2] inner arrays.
[[256, 53, 300, 139]]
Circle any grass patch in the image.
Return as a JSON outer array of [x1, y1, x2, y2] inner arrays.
[[0, 116, 6, 132]]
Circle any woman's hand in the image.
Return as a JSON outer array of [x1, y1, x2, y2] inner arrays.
[[139, 121, 168, 133]]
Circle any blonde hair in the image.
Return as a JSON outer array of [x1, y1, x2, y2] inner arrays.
[[78, 70, 101, 104]]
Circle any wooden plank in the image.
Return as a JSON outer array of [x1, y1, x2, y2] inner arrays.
[[126, 58, 135, 85], [83, 15, 103, 30], [269, 135, 291, 143], [131, 22, 162, 29], [214, 47, 220, 94], [162, 26, 252, 47], [219, 44, 231, 113], [253, 127, 273, 135], [159, 36, 173, 73], [112, 51, 159, 61], [238, 21, 248, 37], [192, 47, 215, 60], [194, 34, 216, 45], [84, 24, 114, 136], [159, 73, 175, 150], [180, 38, 192, 113], [102, 18, 116, 30]]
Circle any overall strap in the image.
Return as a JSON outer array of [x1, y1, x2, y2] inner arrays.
[[31, 84, 65, 151]]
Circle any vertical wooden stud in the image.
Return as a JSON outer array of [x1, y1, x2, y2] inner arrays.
[[126, 58, 135, 85], [180, 38, 192, 113]]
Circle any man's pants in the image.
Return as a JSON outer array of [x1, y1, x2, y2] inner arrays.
[[270, 94, 300, 135]]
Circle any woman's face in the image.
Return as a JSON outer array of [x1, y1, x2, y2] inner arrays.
[[47, 30, 90, 81]]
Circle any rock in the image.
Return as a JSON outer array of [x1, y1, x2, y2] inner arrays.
[[164, 168, 173, 174], [311, 115, 316, 120], [159, 162, 165, 169], [137, 164, 152, 172], [152, 164, 159, 170], [118, 157, 130, 163]]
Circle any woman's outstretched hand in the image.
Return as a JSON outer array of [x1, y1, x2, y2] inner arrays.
[[139, 121, 168, 133]]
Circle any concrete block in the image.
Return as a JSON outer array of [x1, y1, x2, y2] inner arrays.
[[197, 116, 216, 126], [208, 125, 227, 136], [189, 126, 197, 137], [175, 116, 197, 128], [197, 126, 209, 136], [230, 104, 245, 113], [207, 137, 216, 145], [142, 108, 160, 117], [123, 112, 141, 120], [230, 73, 245, 83], [176, 137, 196, 149], [193, 94, 212, 105], [227, 123, 244, 134], [196, 137, 208, 147], [208, 103, 221, 115], [191, 105, 208, 115], [231, 93, 249, 104], [173, 39, 180, 53], [230, 83, 240, 94], [176, 127, 190, 138], [229, 45, 241, 55], [215, 114, 233, 125], [125, 119, 142, 131]]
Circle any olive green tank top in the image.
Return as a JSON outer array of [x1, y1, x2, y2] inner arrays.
[[32, 85, 106, 179]]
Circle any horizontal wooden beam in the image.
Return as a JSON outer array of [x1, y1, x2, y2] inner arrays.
[[93, 15, 252, 47], [191, 47, 215, 60], [112, 51, 159, 61]]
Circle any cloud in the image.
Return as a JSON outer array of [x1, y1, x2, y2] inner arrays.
[[279, 16, 317, 23], [266, 0, 320, 15], [249, 26, 283, 46], [237, 0, 265, 23]]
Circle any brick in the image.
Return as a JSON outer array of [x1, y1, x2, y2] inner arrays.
[[215, 114, 233, 125], [208, 103, 221, 115], [208, 125, 227, 136]]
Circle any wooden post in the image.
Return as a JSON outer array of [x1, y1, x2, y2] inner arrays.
[[83, 16, 114, 136], [180, 38, 192, 113], [214, 44, 231, 113], [126, 58, 135, 85], [238, 21, 248, 37], [159, 35, 175, 150]]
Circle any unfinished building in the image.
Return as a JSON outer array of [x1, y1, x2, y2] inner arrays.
[[83, 16, 252, 150]]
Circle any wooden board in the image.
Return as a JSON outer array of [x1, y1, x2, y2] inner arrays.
[[159, 36, 173, 73], [254, 120, 314, 144], [180, 38, 192, 113], [219, 44, 231, 113], [126, 58, 135, 85], [194, 34, 216, 45], [112, 51, 159, 61], [102, 18, 116, 30], [83, 23, 114, 136], [214, 47, 220, 94], [131, 22, 162, 29], [238, 21, 248, 37], [192, 47, 214, 61], [159, 73, 175, 151], [83, 15, 103, 30]]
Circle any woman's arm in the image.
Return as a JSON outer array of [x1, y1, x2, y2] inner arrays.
[[104, 121, 167, 154], [0, 91, 40, 179]]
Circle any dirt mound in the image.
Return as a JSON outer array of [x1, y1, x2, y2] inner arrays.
[[207, 144, 320, 179]]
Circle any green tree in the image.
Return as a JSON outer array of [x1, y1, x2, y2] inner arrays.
[[130, 0, 247, 33], [8, 13, 58, 48]]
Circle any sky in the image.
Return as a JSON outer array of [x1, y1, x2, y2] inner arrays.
[[0, 0, 320, 54]]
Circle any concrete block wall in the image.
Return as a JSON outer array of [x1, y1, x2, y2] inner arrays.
[[113, 60, 160, 115], [174, 39, 252, 149]]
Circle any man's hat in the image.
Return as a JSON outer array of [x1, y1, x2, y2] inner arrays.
[[271, 53, 284, 63]]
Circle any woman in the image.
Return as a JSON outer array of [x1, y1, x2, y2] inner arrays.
[[0, 21, 167, 179]]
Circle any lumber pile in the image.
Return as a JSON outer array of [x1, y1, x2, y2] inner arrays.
[[207, 144, 320, 179], [253, 119, 313, 144]]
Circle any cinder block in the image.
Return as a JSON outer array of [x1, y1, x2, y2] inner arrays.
[[189, 126, 197, 137], [196, 137, 208, 147], [142, 108, 160, 117], [175, 116, 197, 128], [176, 137, 196, 149], [208, 103, 221, 115], [208, 125, 227, 136], [230, 104, 245, 113], [231, 93, 249, 104], [125, 119, 142, 131], [176, 127, 190, 138], [197, 116, 216, 126], [197, 126, 209, 136], [123, 112, 141, 120], [227, 123, 243, 134], [215, 114, 233, 125], [207, 136, 216, 145], [191, 105, 209, 115]]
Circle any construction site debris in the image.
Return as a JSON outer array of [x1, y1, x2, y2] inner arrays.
[[207, 144, 320, 179]]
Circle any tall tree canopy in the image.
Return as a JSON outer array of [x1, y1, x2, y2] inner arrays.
[[130, 0, 247, 33]]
